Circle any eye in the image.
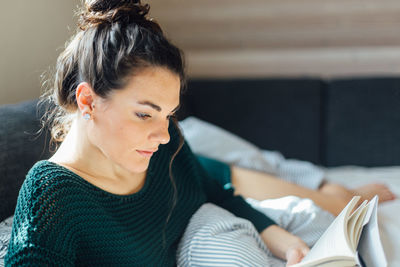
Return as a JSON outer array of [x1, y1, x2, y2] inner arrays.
[[136, 112, 151, 120]]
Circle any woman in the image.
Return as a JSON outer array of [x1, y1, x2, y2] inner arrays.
[[5, 0, 309, 265]]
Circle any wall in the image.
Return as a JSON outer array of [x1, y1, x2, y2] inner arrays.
[[3, 0, 400, 104], [0, 0, 80, 105]]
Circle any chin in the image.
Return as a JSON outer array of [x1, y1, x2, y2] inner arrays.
[[125, 159, 151, 174]]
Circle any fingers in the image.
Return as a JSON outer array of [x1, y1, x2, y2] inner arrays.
[[286, 246, 309, 266], [286, 248, 303, 266]]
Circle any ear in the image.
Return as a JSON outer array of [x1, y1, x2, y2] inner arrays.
[[75, 82, 95, 115]]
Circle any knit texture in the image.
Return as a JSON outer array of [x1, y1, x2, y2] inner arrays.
[[5, 123, 275, 266]]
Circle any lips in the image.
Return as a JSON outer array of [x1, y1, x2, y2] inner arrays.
[[136, 149, 157, 158]]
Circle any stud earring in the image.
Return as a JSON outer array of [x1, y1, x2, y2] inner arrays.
[[83, 113, 91, 121]]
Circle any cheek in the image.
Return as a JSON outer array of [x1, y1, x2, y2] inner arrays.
[[90, 114, 147, 155], [93, 115, 121, 141]]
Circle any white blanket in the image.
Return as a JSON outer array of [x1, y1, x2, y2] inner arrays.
[[325, 166, 400, 266], [179, 116, 400, 266]]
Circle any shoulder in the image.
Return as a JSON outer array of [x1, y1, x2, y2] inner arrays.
[[14, 160, 88, 235], [7, 160, 80, 265], [24, 160, 82, 194], [20, 160, 91, 214]]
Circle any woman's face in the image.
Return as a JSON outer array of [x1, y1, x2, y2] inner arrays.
[[88, 66, 181, 174]]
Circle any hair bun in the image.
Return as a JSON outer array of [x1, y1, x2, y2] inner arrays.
[[79, 0, 158, 31]]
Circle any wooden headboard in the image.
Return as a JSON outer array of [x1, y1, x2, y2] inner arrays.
[[150, 0, 400, 78]]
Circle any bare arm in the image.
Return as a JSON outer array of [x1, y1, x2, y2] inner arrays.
[[261, 225, 309, 266]]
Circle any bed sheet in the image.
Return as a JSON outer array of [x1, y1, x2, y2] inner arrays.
[[324, 166, 400, 266]]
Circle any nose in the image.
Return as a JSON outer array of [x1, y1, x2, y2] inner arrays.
[[149, 120, 170, 145]]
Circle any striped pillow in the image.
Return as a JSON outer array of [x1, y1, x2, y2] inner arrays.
[[177, 197, 334, 266], [176, 203, 284, 266]]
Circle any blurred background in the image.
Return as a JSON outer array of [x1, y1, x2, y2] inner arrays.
[[2, 0, 400, 105]]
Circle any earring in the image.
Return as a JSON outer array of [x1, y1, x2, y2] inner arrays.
[[83, 113, 91, 121]]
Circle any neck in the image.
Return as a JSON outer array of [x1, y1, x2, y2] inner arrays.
[[50, 117, 145, 183]]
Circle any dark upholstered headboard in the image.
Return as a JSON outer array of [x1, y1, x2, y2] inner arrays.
[[177, 77, 400, 167], [178, 78, 324, 164], [2, 76, 400, 221], [0, 100, 53, 221]]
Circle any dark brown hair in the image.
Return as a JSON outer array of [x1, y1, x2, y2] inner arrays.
[[41, 0, 185, 142], [40, 0, 186, 244]]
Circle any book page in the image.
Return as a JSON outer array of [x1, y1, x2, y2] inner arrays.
[[347, 200, 368, 250], [358, 196, 387, 267], [292, 196, 361, 266]]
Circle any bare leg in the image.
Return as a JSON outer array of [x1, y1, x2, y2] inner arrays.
[[231, 166, 348, 216], [319, 182, 396, 203], [231, 166, 396, 216]]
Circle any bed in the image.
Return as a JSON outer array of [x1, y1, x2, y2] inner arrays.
[[1, 76, 400, 265], [175, 77, 400, 265], [179, 116, 400, 266]]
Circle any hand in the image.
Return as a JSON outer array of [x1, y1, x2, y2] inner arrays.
[[260, 225, 309, 266], [285, 242, 309, 266]]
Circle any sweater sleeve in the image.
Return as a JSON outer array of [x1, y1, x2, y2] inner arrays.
[[5, 168, 77, 266], [196, 154, 233, 190], [187, 146, 277, 232]]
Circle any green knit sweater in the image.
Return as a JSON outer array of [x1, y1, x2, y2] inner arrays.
[[5, 124, 275, 266]]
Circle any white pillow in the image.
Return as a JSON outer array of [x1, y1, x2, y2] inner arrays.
[[179, 117, 325, 190], [179, 117, 278, 174]]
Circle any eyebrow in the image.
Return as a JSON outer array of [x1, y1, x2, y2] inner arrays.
[[137, 100, 180, 113]]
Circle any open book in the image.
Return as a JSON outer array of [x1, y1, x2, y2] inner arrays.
[[292, 195, 387, 267]]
